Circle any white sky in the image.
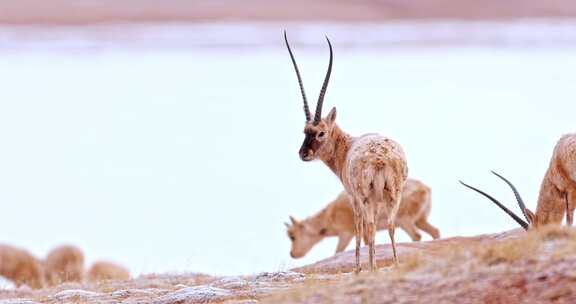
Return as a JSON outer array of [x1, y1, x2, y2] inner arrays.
[[0, 23, 575, 276]]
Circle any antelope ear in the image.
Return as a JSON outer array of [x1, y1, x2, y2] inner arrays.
[[289, 215, 299, 225], [326, 107, 337, 124], [525, 209, 536, 225]]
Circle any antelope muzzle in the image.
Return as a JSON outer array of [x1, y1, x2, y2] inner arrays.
[[299, 134, 315, 161]]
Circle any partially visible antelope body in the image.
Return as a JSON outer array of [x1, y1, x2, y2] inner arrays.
[[461, 134, 576, 230], [286, 178, 440, 258], [0, 244, 45, 289], [284, 32, 408, 272], [88, 261, 130, 282], [44, 245, 84, 286]]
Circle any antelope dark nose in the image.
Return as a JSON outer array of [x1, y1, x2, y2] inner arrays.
[[299, 150, 312, 161]]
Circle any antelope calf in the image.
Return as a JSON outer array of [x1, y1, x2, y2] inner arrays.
[[88, 261, 130, 282], [285, 32, 408, 272], [43, 245, 84, 286], [461, 134, 576, 229], [286, 178, 440, 258]]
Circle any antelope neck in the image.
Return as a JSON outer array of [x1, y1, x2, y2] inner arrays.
[[306, 208, 337, 237], [319, 124, 352, 181]]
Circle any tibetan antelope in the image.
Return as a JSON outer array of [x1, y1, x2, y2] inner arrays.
[[0, 244, 45, 289], [284, 32, 408, 272], [44, 245, 84, 286], [460, 134, 576, 230], [88, 261, 130, 282], [286, 178, 440, 258]]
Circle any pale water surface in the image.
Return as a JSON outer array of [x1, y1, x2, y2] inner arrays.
[[0, 22, 575, 277]]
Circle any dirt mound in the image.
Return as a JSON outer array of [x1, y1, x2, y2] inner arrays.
[[271, 227, 576, 303], [294, 229, 523, 274]]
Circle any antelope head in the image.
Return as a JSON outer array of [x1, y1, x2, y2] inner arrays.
[[460, 171, 537, 230], [284, 31, 337, 162], [285, 216, 327, 258]]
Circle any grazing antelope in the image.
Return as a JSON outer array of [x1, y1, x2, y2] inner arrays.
[[286, 178, 440, 258], [460, 134, 576, 230], [284, 32, 408, 272], [88, 261, 130, 282], [43, 245, 84, 286], [0, 244, 45, 289]]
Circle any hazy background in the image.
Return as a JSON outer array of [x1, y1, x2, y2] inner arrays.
[[1, 1, 575, 279]]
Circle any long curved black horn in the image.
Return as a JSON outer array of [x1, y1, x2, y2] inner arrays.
[[491, 171, 530, 223], [284, 31, 311, 122], [313, 36, 333, 125], [459, 180, 529, 230]]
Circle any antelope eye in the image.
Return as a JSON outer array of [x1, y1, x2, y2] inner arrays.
[[289, 236, 295, 241], [317, 131, 325, 138]]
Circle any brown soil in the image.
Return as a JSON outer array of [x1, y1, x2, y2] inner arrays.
[[1, 0, 576, 25]]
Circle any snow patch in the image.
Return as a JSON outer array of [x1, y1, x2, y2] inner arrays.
[[254, 271, 305, 282], [0, 300, 40, 304], [50, 289, 102, 301], [211, 277, 250, 289], [153, 285, 231, 304], [110, 288, 156, 298]]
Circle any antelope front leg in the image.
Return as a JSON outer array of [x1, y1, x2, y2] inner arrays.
[[567, 190, 576, 226], [335, 233, 353, 254], [415, 217, 440, 240], [398, 221, 422, 242]]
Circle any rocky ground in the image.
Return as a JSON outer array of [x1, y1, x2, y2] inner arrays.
[[2, 226, 576, 303]]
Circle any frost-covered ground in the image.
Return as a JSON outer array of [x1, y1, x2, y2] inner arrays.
[[0, 21, 575, 277], [2, 227, 576, 304], [0, 269, 325, 304], [4, 21, 576, 49]]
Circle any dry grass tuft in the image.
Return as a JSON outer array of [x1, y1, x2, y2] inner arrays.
[[476, 233, 541, 266], [536, 225, 576, 241], [395, 252, 422, 275]]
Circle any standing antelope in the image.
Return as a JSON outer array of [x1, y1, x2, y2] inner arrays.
[[284, 32, 408, 272], [460, 134, 576, 230], [286, 178, 440, 259]]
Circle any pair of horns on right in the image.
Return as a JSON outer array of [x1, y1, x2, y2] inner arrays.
[[460, 171, 531, 230]]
